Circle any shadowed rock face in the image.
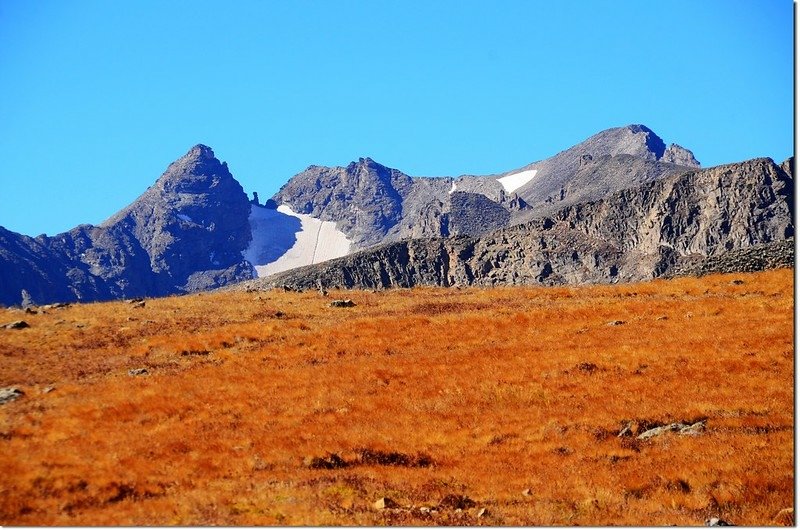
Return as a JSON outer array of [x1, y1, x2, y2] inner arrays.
[[0, 145, 252, 306], [242, 156, 793, 291]]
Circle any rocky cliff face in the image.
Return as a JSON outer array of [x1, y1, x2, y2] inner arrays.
[[244, 156, 793, 291], [0, 145, 252, 306]]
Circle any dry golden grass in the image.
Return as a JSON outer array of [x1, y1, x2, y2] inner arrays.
[[0, 269, 793, 525]]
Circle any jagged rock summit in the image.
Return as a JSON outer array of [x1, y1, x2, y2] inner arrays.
[[0, 145, 252, 306], [101, 143, 252, 289]]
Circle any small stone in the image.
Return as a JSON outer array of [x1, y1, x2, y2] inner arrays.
[[637, 423, 682, 440], [330, 299, 356, 308], [679, 421, 706, 436], [0, 387, 24, 404], [42, 302, 69, 310], [730, 279, 745, 285], [476, 507, 489, 517], [128, 368, 149, 376], [608, 320, 626, 326], [374, 497, 397, 510], [131, 300, 146, 309], [2, 320, 29, 330], [705, 517, 734, 526], [42, 386, 55, 394], [522, 488, 532, 497]]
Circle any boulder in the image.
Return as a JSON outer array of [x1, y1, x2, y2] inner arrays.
[[373, 497, 398, 510], [0, 387, 24, 404], [2, 320, 29, 330], [637, 421, 706, 440]]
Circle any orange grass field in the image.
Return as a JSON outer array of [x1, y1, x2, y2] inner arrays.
[[0, 268, 794, 526]]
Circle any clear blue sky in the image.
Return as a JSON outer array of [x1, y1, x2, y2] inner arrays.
[[0, 0, 793, 236]]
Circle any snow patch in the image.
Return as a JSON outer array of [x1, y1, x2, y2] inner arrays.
[[177, 213, 193, 223], [496, 169, 537, 193], [243, 204, 352, 278], [449, 181, 457, 194]]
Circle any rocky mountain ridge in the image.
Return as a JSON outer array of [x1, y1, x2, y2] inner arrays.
[[270, 125, 701, 249], [241, 156, 794, 291]]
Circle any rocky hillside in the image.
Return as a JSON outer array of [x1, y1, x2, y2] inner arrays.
[[269, 125, 700, 249], [0, 146, 252, 306], [243, 156, 794, 291]]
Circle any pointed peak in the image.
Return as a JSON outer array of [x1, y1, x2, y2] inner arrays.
[[185, 144, 216, 160], [625, 124, 655, 135], [576, 124, 698, 164], [347, 156, 385, 171], [156, 144, 231, 189]]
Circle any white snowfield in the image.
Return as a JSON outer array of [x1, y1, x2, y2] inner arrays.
[[496, 169, 537, 193], [243, 204, 352, 278], [449, 181, 457, 194]]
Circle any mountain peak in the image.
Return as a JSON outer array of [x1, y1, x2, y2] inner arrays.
[[579, 124, 699, 167], [626, 124, 655, 134], [348, 156, 382, 171], [185, 144, 216, 160], [157, 144, 231, 189]]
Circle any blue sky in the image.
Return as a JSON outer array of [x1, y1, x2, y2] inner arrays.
[[0, 0, 793, 236]]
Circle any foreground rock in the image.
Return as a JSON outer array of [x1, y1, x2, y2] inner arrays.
[[373, 497, 398, 510], [0, 387, 24, 404], [637, 421, 706, 440], [2, 320, 29, 330]]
